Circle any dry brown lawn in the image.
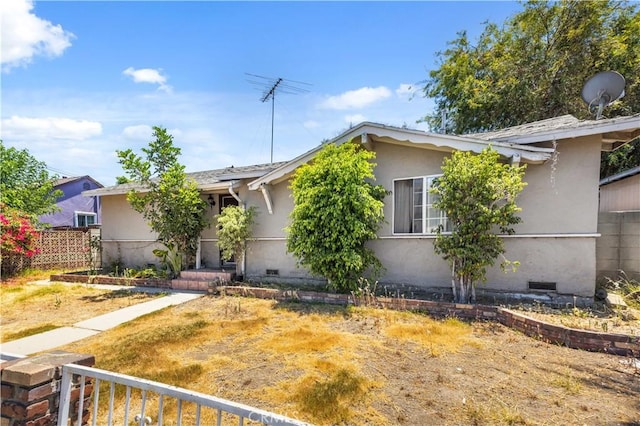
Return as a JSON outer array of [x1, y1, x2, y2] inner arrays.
[[0, 279, 160, 342], [50, 295, 640, 426]]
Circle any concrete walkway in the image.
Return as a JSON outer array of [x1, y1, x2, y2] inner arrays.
[[1, 283, 204, 357]]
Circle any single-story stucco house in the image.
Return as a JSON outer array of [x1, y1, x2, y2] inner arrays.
[[85, 114, 640, 302]]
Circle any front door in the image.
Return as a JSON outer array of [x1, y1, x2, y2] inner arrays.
[[219, 195, 239, 267]]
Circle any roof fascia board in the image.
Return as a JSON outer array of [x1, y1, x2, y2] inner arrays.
[[248, 122, 553, 190], [360, 124, 553, 158], [200, 181, 241, 192], [248, 145, 325, 190], [214, 170, 274, 181], [84, 180, 236, 197], [82, 176, 104, 188], [82, 184, 149, 197], [247, 123, 382, 190]]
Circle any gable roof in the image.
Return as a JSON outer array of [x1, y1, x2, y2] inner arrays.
[[248, 121, 555, 190], [53, 175, 103, 188], [83, 162, 286, 196], [248, 115, 640, 190], [469, 114, 640, 149]]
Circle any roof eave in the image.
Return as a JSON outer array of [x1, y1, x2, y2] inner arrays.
[[248, 122, 553, 190], [83, 179, 240, 196]]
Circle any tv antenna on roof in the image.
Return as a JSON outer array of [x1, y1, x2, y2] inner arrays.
[[246, 73, 311, 163], [581, 71, 625, 120]]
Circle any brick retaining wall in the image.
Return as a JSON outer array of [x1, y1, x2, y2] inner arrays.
[[218, 286, 639, 357]]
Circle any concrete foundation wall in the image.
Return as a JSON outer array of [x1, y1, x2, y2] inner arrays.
[[246, 236, 597, 297]]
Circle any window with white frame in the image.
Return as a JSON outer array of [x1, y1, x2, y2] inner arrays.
[[75, 212, 97, 227], [393, 175, 449, 234]]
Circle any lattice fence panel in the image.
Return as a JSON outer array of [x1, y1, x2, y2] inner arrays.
[[1, 228, 101, 276]]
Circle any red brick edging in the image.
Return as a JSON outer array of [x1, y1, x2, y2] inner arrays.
[[217, 286, 640, 358], [50, 273, 172, 288]]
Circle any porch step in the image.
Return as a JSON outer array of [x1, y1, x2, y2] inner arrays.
[[171, 269, 235, 291]]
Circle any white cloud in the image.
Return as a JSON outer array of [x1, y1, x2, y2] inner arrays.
[[1, 116, 102, 140], [1, 0, 74, 72], [121, 124, 153, 140], [344, 114, 366, 125], [319, 86, 392, 110], [123, 67, 172, 92]]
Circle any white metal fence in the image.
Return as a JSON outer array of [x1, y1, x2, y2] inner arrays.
[[58, 364, 310, 426]]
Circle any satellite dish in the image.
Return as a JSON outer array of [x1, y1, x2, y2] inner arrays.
[[581, 71, 625, 119]]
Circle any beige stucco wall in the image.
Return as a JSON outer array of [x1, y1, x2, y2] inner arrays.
[[245, 136, 602, 297], [514, 135, 602, 234], [101, 134, 603, 298], [99, 194, 159, 268], [100, 192, 225, 269]]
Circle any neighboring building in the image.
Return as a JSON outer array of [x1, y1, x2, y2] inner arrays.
[[40, 176, 103, 228], [597, 166, 640, 282], [599, 166, 640, 213], [85, 114, 640, 302]]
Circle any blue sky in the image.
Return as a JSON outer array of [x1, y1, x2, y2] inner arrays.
[[1, 1, 522, 186]]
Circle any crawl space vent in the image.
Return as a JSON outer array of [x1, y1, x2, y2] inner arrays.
[[528, 281, 557, 291]]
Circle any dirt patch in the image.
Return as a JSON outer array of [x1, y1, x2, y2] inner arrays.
[[60, 296, 640, 425], [506, 302, 640, 336]]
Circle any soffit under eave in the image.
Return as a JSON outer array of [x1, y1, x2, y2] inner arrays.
[[600, 128, 640, 151]]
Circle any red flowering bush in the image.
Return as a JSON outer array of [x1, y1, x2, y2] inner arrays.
[[0, 205, 41, 258]]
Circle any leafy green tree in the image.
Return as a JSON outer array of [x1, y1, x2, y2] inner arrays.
[[431, 148, 527, 303], [421, 0, 639, 176], [600, 140, 640, 178], [286, 142, 387, 292], [0, 141, 62, 219], [117, 127, 208, 276], [215, 205, 256, 276]]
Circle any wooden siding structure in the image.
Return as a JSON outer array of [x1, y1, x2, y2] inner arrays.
[[599, 166, 640, 212]]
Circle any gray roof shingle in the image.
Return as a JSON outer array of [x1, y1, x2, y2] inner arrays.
[[85, 162, 286, 196], [468, 114, 640, 144]]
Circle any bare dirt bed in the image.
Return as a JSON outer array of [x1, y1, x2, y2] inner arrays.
[[58, 296, 640, 425], [506, 302, 640, 336]]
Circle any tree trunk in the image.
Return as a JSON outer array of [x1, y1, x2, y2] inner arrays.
[[451, 263, 457, 302], [464, 276, 472, 304], [458, 275, 466, 304]]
